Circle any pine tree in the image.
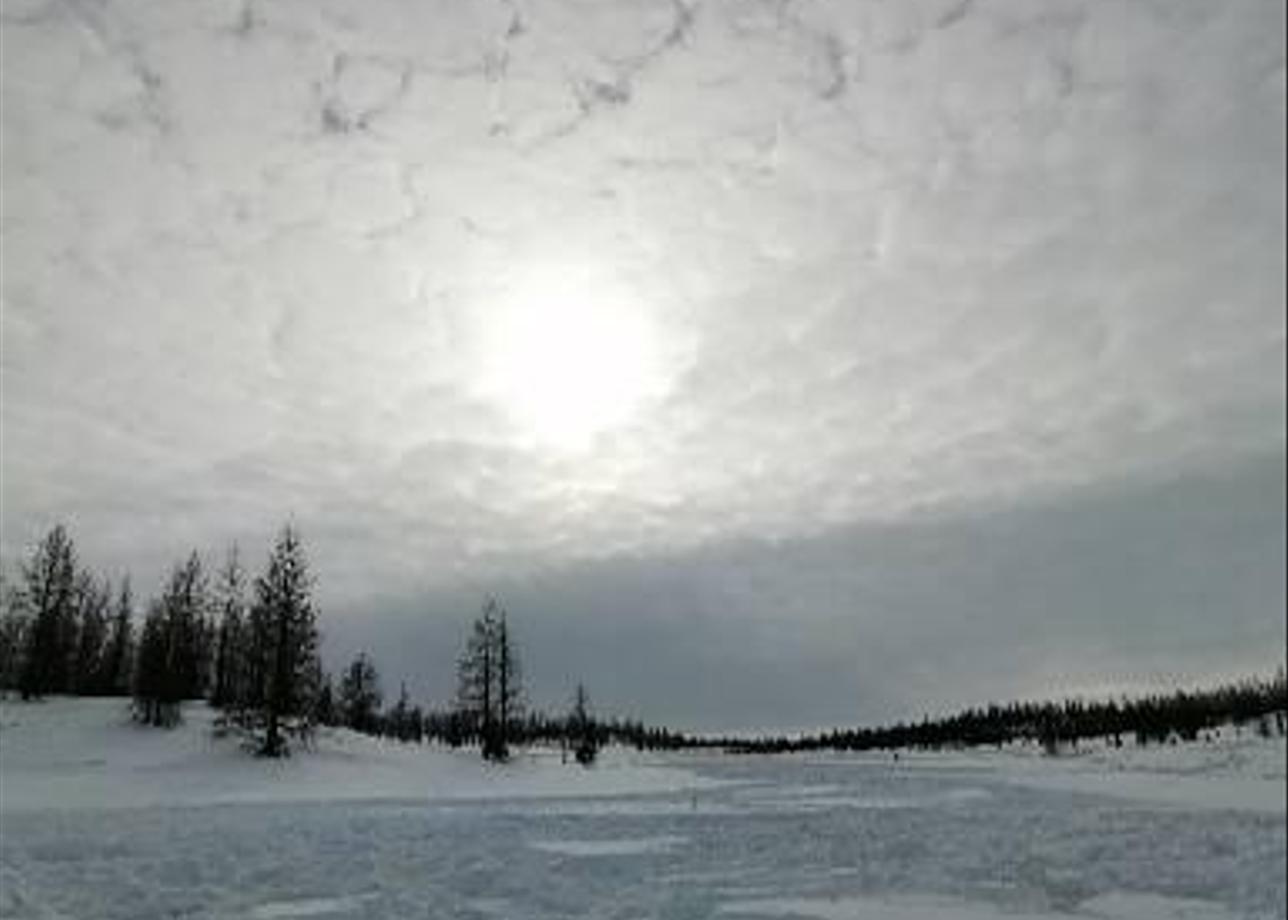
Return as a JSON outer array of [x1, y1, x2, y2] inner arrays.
[[0, 569, 28, 697], [153, 552, 210, 702], [211, 547, 247, 709], [243, 584, 271, 717], [71, 573, 110, 695], [456, 602, 496, 757], [130, 555, 209, 726], [339, 652, 381, 734], [389, 681, 411, 741], [570, 682, 599, 766], [456, 598, 522, 761], [497, 608, 522, 747], [251, 526, 320, 757], [312, 665, 337, 727], [133, 601, 178, 726], [99, 578, 135, 696], [18, 525, 79, 700]]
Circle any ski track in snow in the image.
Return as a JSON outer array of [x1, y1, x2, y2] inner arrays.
[[0, 699, 1284, 919]]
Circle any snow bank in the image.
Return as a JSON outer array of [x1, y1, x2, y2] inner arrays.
[[0, 697, 713, 813]]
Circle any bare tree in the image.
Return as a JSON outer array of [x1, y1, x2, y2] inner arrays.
[[456, 597, 523, 761]]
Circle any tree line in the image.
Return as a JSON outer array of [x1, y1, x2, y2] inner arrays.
[[314, 602, 675, 765], [0, 523, 662, 765], [719, 671, 1288, 755], [5, 523, 1283, 763]]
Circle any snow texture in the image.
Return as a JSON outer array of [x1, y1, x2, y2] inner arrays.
[[1, 699, 1284, 918]]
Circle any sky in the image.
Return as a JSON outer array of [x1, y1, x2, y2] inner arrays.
[[2, 0, 1284, 730]]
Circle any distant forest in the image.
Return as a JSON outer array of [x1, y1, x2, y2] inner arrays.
[[1, 523, 1284, 763], [712, 671, 1287, 755]]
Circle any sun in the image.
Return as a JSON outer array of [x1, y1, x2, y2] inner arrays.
[[474, 263, 664, 450]]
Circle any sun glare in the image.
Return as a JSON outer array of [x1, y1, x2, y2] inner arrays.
[[475, 264, 664, 450]]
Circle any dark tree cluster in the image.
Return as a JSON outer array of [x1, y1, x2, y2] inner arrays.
[[2, 523, 321, 757], [313, 604, 694, 766], [9, 525, 1281, 769], [134, 553, 212, 726], [338, 651, 383, 734], [0, 526, 658, 768], [723, 671, 1288, 756], [206, 527, 322, 757], [0, 526, 136, 703]]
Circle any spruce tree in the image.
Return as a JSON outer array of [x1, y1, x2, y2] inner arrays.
[[18, 524, 78, 700], [455, 598, 522, 761], [389, 682, 411, 740], [497, 609, 522, 748], [251, 526, 320, 757], [211, 547, 247, 710], [99, 578, 135, 696], [133, 602, 178, 726], [570, 682, 599, 766], [312, 665, 337, 727], [0, 570, 28, 697], [339, 652, 381, 734], [71, 573, 110, 695], [456, 603, 497, 757]]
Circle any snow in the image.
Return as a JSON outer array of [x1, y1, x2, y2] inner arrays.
[[248, 895, 378, 919], [527, 835, 686, 857], [0, 698, 715, 813], [1, 699, 1284, 919], [842, 731, 1287, 815], [719, 893, 1244, 920]]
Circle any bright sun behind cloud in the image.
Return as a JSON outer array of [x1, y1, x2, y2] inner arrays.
[[474, 263, 666, 450]]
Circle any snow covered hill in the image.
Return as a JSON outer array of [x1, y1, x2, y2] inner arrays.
[[0, 697, 712, 813]]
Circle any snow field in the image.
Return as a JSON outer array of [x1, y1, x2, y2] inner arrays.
[[1, 699, 1284, 919]]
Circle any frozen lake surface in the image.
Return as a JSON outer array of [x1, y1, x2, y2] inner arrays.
[[1, 701, 1284, 919]]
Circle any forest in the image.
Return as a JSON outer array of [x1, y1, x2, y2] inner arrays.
[[1, 523, 1284, 763]]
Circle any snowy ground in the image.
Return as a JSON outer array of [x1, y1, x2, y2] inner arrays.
[[1, 700, 1284, 919]]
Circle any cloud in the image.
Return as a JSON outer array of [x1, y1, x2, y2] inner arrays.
[[326, 451, 1286, 730], [2, 0, 1283, 724]]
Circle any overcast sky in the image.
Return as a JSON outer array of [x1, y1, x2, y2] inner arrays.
[[2, 0, 1284, 729]]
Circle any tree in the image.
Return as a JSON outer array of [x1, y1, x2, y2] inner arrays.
[[146, 552, 212, 704], [339, 652, 382, 734], [133, 601, 178, 726], [496, 608, 522, 746], [456, 605, 496, 755], [250, 526, 320, 757], [211, 547, 247, 709], [131, 554, 211, 726], [312, 665, 337, 727], [0, 568, 28, 697], [569, 682, 599, 766], [18, 524, 79, 699], [455, 598, 522, 761], [98, 578, 135, 696], [71, 573, 110, 695], [388, 681, 411, 741]]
